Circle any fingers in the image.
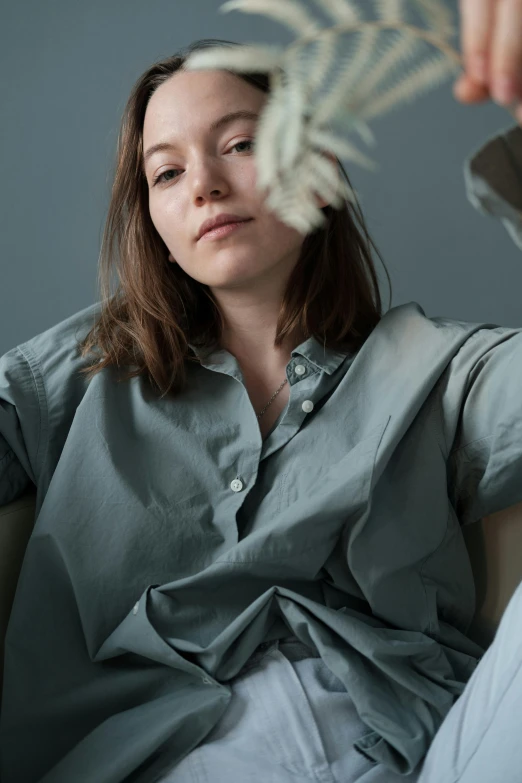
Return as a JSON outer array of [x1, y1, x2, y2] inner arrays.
[[490, 0, 522, 105], [453, 74, 490, 103], [458, 0, 495, 85], [456, 0, 522, 123]]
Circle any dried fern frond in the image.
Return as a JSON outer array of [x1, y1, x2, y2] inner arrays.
[[184, 0, 464, 235], [375, 0, 406, 23], [413, 0, 456, 37], [310, 0, 362, 25], [181, 42, 285, 72], [220, 0, 321, 36], [359, 52, 457, 121]]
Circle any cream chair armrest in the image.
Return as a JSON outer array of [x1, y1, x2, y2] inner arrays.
[[0, 490, 37, 703], [462, 500, 522, 649]]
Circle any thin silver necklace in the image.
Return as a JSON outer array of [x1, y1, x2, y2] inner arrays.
[[257, 378, 288, 420]]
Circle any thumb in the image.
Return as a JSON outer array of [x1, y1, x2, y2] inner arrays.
[[453, 73, 490, 103]]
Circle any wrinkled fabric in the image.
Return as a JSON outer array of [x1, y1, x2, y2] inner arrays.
[[159, 637, 416, 783], [0, 124, 521, 783]]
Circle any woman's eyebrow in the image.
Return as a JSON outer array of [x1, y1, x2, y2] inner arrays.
[[143, 109, 259, 166]]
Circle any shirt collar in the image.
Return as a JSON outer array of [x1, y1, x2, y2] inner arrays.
[[188, 335, 350, 376]]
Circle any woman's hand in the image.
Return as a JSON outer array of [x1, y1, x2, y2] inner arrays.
[[454, 0, 522, 125]]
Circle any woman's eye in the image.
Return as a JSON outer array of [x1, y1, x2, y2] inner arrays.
[[232, 139, 254, 154], [151, 139, 254, 187], [152, 168, 180, 186]]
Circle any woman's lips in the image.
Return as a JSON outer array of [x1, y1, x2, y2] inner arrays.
[[199, 219, 253, 241]]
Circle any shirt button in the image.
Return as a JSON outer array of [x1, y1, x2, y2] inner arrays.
[[230, 479, 243, 492], [132, 601, 139, 615], [201, 676, 213, 685], [302, 400, 314, 413], [295, 364, 306, 376]]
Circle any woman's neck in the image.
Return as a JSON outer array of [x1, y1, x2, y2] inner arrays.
[[220, 328, 306, 380]]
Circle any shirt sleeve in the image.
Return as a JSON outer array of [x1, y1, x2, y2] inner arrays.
[[0, 345, 41, 507], [464, 122, 522, 251], [439, 323, 522, 527]]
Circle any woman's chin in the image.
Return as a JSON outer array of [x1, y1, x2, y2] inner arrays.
[[202, 259, 268, 288]]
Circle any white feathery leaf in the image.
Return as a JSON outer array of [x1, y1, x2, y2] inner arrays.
[[307, 152, 353, 208], [275, 161, 331, 230], [312, 27, 381, 127], [268, 178, 325, 233], [279, 68, 307, 169], [359, 53, 457, 121], [353, 119, 376, 147], [254, 117, 284, 193], [307, 152, 342, 198], [284, 29, 338, 99], [413, 0, 456, 37], [308, 127, 378, 171], [310, 0, 362, 24], [302, 157, 359, 212], [183, 43, 284, 72], [374, 0, 405, 22], [219, 0, 321, 36], [254, 75, 289, 192], [352, 30, 421, 105], [307, 32, 338, 93]]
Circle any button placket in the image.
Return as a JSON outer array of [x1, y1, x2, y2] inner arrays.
[[291, 364, 315, 413]]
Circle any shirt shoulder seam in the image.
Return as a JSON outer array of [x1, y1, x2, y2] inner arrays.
[[14, 344, 48, 482]]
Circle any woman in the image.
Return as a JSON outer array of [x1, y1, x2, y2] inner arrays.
[[1, 5, 522, 782]]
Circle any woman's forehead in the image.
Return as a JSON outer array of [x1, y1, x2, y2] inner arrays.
[[142, 71, 263, 150], [150, 69, 257, 112]]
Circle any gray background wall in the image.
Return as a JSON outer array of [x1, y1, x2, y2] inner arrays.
[[1, 0, 520, 356]]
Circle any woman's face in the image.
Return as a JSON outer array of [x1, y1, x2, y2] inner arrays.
[[143, 69, 317, 296]]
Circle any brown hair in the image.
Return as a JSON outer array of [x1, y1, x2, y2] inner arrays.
[[77, 38, 392, 398]]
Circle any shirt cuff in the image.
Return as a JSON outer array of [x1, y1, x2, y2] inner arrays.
[[464, 122, 522, 251]]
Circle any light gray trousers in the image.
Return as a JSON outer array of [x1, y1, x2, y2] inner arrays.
[[159, 579, 522, 783]]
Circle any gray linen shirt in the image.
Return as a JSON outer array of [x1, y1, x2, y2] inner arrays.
[[1, 123, 522, 783]]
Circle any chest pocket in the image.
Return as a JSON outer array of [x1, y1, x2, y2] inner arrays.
[[279, 416, 391, 514]]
